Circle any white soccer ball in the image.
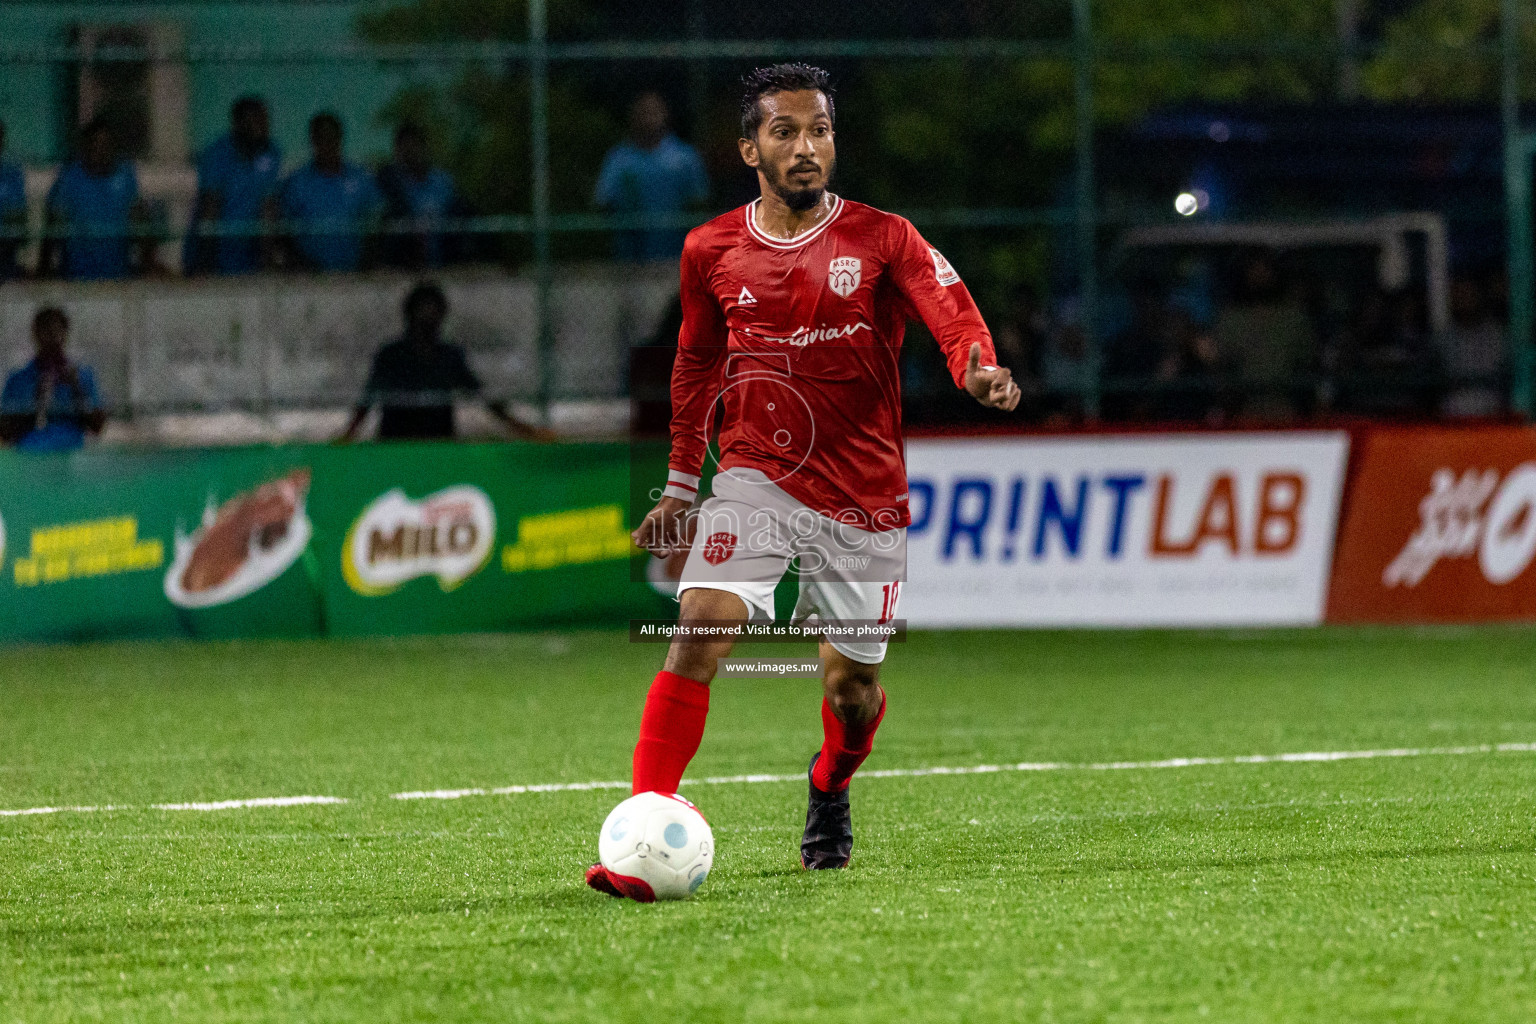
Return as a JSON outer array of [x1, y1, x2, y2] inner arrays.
[[598, 791, 714, 901]]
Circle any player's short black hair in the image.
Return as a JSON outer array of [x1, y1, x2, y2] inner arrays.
[[309, 111, 343, 137], [740, 63, 834, 140], [403, 281, 447, 320], [33, 306, 68, 333], [79, 117, 113, 144], [231, 95, 266, 121]]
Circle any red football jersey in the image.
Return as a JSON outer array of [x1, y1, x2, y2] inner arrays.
[[665, 195, 995, 531]]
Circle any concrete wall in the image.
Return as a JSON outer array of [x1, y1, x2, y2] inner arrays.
[[0, 264, 680, 418]]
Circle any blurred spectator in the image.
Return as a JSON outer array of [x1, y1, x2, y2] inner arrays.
[[280, 113, 380, 272], [1153, 306, 1230, 424], [38, 119, 152, 280], [1039, 298, 1092, 422], [1102, 281, 1171, 421], [1212, 253, 1315, 421], [0, 307, 105, 452], [629, 294, 683, 437], [1439, 275, 1505, 418], [341, 282, 552, 442], [991, 284, 1049, 420], [377, 122, 466, 270], [185, 96, 282, 276], [0, 119, 26, 282], [1340, 288, 1438, 418], [594, 92, 708, 262]]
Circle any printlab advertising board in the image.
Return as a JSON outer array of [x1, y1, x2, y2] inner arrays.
[[902, 433, 1350, 627]]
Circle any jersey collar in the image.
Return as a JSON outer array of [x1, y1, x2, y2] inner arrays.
[[744, 194, 844, 250]]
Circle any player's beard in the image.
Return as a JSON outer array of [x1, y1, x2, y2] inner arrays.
[[763, 157, 834, 213]]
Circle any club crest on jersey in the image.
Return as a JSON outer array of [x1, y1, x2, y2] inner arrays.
[[930, 248, 961, 287], [827, 256, 862, 298], [702, 531, 737, 565]]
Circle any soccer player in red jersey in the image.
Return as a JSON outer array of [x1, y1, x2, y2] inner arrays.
[[587, 64, 1020, 900]]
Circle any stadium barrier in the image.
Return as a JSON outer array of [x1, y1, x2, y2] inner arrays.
[[0, 266, 678, 415], [14, 426, 1536, 643], [903, 434, 1350, 627], [0, 441, 672, 644]]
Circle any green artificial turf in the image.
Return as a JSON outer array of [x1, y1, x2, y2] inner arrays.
[[3, 627, 1536, 1022]]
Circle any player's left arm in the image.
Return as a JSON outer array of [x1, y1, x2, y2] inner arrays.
[[888, 219, 1021, 412]]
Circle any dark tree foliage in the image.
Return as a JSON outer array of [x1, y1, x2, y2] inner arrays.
[[357, 0, 1520, 286]]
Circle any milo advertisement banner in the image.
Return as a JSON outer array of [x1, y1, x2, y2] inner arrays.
[[0, 442, 672, 644]]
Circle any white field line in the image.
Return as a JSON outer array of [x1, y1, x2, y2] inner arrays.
[[151, 796, 348, 811], [6, 743, 1536, 819], [389, 741, 1536, 801], [0, 805, 120, 817], [0, 796, 345, 818]]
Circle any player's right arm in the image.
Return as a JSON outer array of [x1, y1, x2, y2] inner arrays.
[[631, 236, 728, 555]]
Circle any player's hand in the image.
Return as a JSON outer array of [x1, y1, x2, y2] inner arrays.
[[631, 495, 694, 556], [964, 342, 1022, 412]]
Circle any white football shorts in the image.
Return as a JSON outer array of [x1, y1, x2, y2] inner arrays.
[[676, 467, 906, 664]]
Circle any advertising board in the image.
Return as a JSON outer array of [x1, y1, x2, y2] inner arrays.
[[0, 442, 671, 644], [0, 431, 1367, 641], [1327, 426, 1536, 622], [902, 433, 1350, 627]]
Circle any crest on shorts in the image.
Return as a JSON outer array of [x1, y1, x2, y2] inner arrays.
[[702, 531, 737, 565], [827, 257, 862, 298]]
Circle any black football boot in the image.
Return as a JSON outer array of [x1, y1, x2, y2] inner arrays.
[[801, 752, 853, 869]]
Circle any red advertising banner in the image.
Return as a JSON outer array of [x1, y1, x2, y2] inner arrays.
[[1327, 425, 1536, 622]]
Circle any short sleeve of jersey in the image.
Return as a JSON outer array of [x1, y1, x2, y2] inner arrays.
[[45, 168, 71, 217], [278, 172, 304, 218], [683, 145, 709, 205], [0, 368, 29, 414], [593, 146, 628, 208], [196, 142, 227, 196], [0, 165, 26, 216], [75, 366, 101, 409], [449, 346, 481, 392], [354, 169, 383, 216], [362, 343, 395, 400], [431, 169, 457, 210], [258, 150, 283, 199]]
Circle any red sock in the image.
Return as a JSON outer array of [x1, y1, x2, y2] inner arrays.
[[631, 670, 710, 795], [812, 688, 886, 793]]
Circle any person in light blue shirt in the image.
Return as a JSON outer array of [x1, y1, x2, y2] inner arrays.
[[0, 119, 28, 282], [377, 122, 466, 270], [185, 96, 283, 275], [280, 113, 381, 272], [0, 307, 104, 452], [39, 120, 147, 281], [594, 92, 709, 262]]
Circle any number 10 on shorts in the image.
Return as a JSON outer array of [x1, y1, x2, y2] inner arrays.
[[879, 582, 901, 624]]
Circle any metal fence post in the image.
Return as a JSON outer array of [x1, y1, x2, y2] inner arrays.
[[1072, 0, 1100, 420], [1503, 0, 1533, 418], [529, 0, 555, 423], [686, 0, 709, 142]]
